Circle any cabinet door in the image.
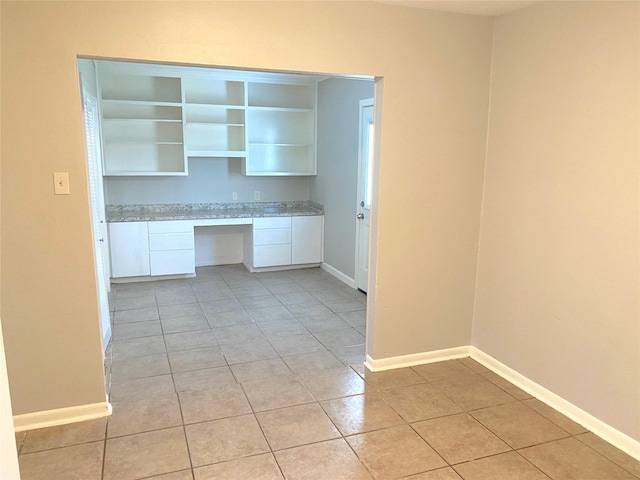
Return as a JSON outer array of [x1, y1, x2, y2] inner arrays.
[[108, 222, 150, 278], [291, 216, 323, 265]]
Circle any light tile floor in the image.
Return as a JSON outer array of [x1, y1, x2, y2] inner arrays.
[[15, 265, 640, 479]]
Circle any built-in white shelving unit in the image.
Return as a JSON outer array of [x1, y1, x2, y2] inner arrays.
[[97, 62, 318, 177], [99, 72, 186, 176]]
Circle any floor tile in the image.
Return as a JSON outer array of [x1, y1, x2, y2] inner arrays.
[[230, 358, 294, 383], [268, 333, 326, 356], [213, 323, 266, 345], [380, 383, 462, 423], [206, 309, 254, 327], [246, 305, 295, 323], [179, 384, 252, 424], [576, 432, 640, 477], [15, 431, 26, 453], [457, 357, 490, 373], [115, 283, 156, 299], [453, 451, 549, 480], [282, 350, 344, 375], [522, 398, 588, 435], [312, 327, 365, 349], [111, 335, 166, 360], [357, 366, 425, 391], [276, 292, 321, 307], [21, 418, 107, 453], [413, 413, 511, 464], [109, 374, 175, 402], [168, 346, 226, 373], [470, 401, 570, 449], [296, 314, 351, 333], [173, 366, 236, 392], [320, 392, 404, 436], [145, 469, 193, 480], [18, 441, 104, 480], [221, 338, 279, 365], [521, 437, 637, 479], [431, 374, 515, 411], [404, 467, 463, 479], [300, 367, 367, 401], [331, 344, 366, 367], [161, 314, 210, 334], [480, 371, 533, 400], [146, 470, 194, 480], [115, 295, 157, 311], [322, 298, 365, 313], [104, 427, 191, 480], [347, 425, 446, 478], [159, 303, 204, 319], [286, 303, 334, 318], [238, 294, 283, 309], [275, 438, 373, 480], [242, 377, 315, 412], [200, 298, 243, 315], [258, 318, 308, 338], [112, 320, 162, 340], [155, 291, 198, 307], [114, 306, 159, 324], [108, 393, 183, 438], [195, 288, 237, 303], [232, 285, 272, 298], [164, 329, 217, 352], [185, 414, 270, 466], [194, 453, 283, 479], [256, 403, 340, 451], [265, 282, 304, 294], [111, 353, 171, 381], [336, 310, 366, 327], [411, 360, 476, 382]]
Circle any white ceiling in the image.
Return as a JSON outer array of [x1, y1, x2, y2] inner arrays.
[[374, 0, 537, 16]]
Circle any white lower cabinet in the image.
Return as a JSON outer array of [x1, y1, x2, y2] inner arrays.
[[245, 215, 323, 270], [251, 217, 292, 268], [148, 221, 195, 276], [292, 215, 323, 265], [108, 222, 150, 278]]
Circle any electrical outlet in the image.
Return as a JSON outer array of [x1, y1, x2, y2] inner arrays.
[[232, 192, 238, 200], [254, 191, 261, 200], [53, 172, 70, 195]]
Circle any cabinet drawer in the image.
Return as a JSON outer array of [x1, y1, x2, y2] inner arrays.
[[253, 216, 291, 229], [150, 250, 195, 276], [253, 244, 291, 268], [148, 220, 193, 234], [253, 228, 291, 246], [149, 232, 194, 251]]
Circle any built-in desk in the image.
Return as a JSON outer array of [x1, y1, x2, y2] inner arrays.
[[106, 202, 324, 281]]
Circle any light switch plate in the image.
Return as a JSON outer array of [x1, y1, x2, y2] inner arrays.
[[53, 172, 70, 195], [254, 190, 260, 200]]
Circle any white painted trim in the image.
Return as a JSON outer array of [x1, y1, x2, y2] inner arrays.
[[321, 262, 356, 289], [13, 401, 112, 432], [364, 346, 471, 372], [470, 347, 640, 461]]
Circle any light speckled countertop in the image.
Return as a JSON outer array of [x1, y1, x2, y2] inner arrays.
[[106, 201, 324, 222]]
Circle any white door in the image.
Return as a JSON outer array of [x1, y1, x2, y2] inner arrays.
[[81, 75, 112, 352], [356, 99, 374, 292]]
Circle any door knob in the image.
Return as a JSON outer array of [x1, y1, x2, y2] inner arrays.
[[356, 213, 364, 219]]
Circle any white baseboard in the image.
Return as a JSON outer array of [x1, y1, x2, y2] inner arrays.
[[13, 400, 112, 432], [469, 347, 640, 461], [364, 346, 470, 372], [321, 262, 356, 289]]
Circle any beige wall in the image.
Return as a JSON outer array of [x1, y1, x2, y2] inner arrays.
[[1, 2, 493, 415], [473, 2, 640, 440]]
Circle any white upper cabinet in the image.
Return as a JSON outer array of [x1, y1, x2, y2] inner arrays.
[[99, 71, 186, 176], [96, 62, 318, 177]]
